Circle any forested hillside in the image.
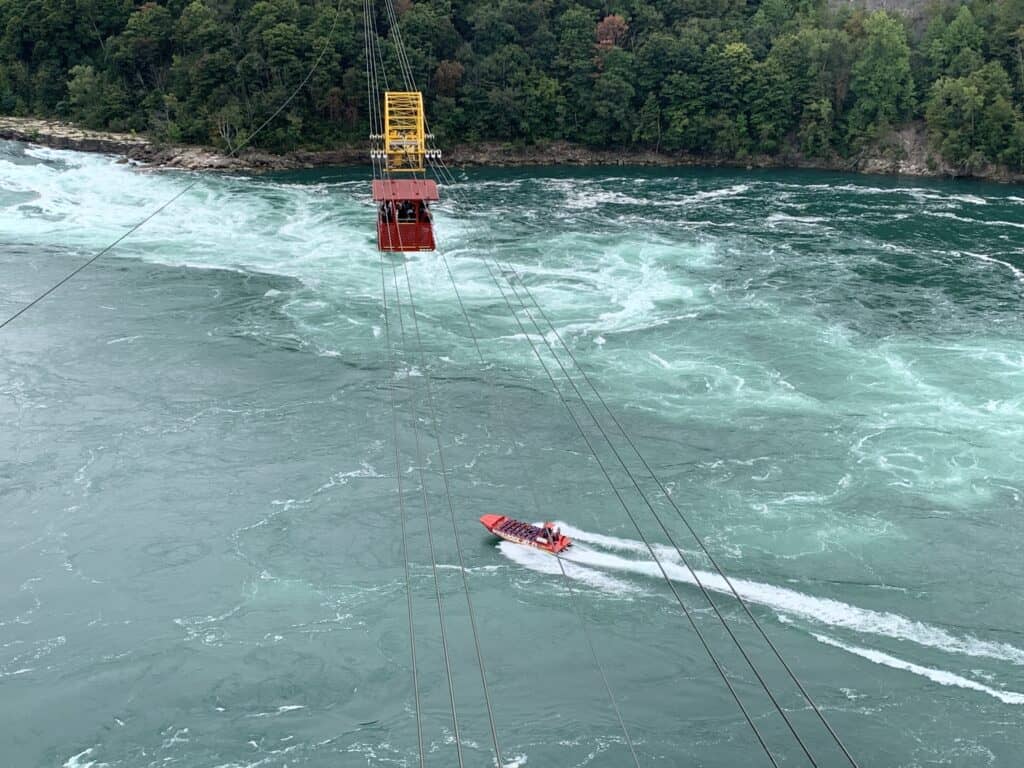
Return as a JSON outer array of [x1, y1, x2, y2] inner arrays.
[[2, 0, 1024, 172]]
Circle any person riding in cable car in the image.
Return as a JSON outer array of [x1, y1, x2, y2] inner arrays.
[[372, 179, 438, 251]]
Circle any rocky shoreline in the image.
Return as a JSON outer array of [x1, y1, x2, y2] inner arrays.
[[3, 115, 1022, 183]]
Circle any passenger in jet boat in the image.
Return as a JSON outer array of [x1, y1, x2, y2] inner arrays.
[[540, 523, 561, 545]]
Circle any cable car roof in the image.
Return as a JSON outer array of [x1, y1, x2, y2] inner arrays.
[[372, 179, 439, 201]]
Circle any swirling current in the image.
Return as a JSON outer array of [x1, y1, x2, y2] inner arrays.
[[1, 140, 1023, 767]]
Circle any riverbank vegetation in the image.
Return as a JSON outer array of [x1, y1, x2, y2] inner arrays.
[[1, 0, 1023, 173]]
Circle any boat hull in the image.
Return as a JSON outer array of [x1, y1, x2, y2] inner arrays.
[[479, 514, 571, 554]]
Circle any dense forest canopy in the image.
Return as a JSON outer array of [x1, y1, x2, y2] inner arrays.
[[1, 0, 1024, 171]]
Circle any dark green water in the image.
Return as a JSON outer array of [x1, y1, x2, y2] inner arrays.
[[1, 141, 1023, 767]]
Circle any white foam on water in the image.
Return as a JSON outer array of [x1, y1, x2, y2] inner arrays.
[[765, 213, 827, 229], [24, 145, 102, 163], [566, 188, 650, 209], [812, 633, 1024, 705], [0, 146, 387, 307], [950, 193, 988, 205], [960, 250, 1024, 283], [686, 184, 750, 203], [523, 524, 1024, 668], [246, 704, 305, 718], [497, 540, 641, 595], [63, 748, 102, 768], [648, 352, 672, 370], [930, 211, 1024, 229], [316, 463, 384, 493]]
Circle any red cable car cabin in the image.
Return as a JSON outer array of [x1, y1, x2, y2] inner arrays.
[[372, 179, 438, 252]]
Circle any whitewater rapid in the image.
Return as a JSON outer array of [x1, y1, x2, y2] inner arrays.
[[4, 139, 1024, 767], [499, 522, 1024, 705]]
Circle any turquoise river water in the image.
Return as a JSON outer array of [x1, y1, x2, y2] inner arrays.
[[1, 140, 1023, 767]]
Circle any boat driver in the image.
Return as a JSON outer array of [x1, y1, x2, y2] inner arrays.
[[541, 523, 560, 545]]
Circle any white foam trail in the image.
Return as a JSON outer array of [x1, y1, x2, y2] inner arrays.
[[812, 634, 1024, 705], [765, 213, 827, 229], [648, 352, 672, 370], [536, 524, 1024, 667], [687, 184, 750, 202], [62, 749, 100, 768], [560, 524, 651, 555], [245, 704, 305, 718], [497, 541, 641, 594], [960, 251, 1024, 283], [931, 211, 1024, 229]]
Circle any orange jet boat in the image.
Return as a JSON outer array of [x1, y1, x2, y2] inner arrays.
[[479, 514, 572, 554]]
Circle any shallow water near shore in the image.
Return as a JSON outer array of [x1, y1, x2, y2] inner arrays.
[[1, 140, 1023, 767]]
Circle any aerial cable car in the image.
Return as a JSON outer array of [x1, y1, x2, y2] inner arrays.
[[371, 91, 440, 252]]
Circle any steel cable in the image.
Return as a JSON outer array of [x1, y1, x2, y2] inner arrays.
[[425, 148, 858, 765], [369, 5, 506, 764], [1, 0, 346, 331], [383, 249, 466, 768], [511, 274, 861, 768], [365, 1, 427, 764], [478, 257, 780, 767], [499, 269, 814, 765], [377, 207, 427, 768], [368, 6, 467, 765], [431, 228, 643, 768], [377, 4, 641, 749], [376, 8, 853, 767]]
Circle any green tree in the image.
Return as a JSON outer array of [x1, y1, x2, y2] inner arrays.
[[661, 71, 709, 152], [554, 5, 597, 133], [925, 6, 984, 79], [799, 98, 834, 158], [847, 12, 914, 146], [0, 0, 1021, 171], [634, 93, 661, 149], [66, 64, 105, 127], [926, 76, 985, 168], [584, 46, 635, 145], [926, 60, 1019, 171], [750, 57, 794, 153]]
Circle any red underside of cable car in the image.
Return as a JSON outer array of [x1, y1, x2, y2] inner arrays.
[[373, 179, 438, 252]]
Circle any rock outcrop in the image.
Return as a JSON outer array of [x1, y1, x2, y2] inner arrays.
[[3, 115, 1021, 183]]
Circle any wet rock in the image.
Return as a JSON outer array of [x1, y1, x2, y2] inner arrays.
[[2, 115, 1022, 183]]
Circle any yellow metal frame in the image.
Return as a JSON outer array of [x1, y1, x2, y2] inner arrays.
[[384, 91, 426, 172]]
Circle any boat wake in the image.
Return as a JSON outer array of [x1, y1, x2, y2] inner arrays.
[[497, 522, 1024, 704]]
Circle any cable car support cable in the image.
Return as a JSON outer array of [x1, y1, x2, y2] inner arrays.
[[382, 247, 466, 768], [367, 4, 502, 764], [378, 232, 427, 768], [415, 112, 843, 768], [372, 2, 825, 763], [498, 271, 821, 767], [420, 140, 858, 766], [429, 204, 643, 768], [369, 4, 466, 764], [477, 257, 781, 767], [509, 272, 862, 768], [365, 3, 429, 766], [413, 139, 790, 767], [374, 2, 641, 758]]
